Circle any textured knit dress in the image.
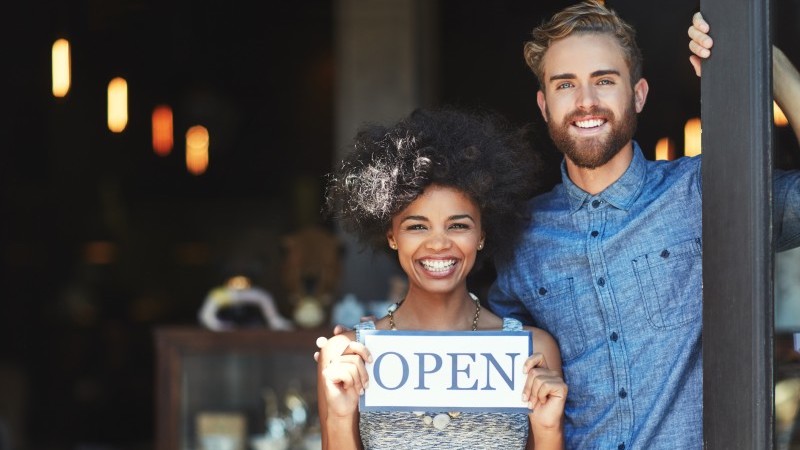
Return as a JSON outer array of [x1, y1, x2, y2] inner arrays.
[[354, 318, 530, 450]]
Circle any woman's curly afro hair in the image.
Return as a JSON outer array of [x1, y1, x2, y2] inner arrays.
[[324, 107, 541, 262]]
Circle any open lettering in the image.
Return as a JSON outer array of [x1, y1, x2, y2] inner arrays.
[[372, 351, 521, 391], [360, 331, 531, 412]]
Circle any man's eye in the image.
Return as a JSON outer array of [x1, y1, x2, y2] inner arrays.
[[597, 79, 614, 85], [556, 82, 573, 90]]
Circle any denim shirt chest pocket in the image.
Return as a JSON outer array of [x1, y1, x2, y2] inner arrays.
[[522, 277, 586, 361], [632, 237, 702, 329]]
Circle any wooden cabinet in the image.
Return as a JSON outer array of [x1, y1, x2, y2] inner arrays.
[[155, 327, 323, 450]]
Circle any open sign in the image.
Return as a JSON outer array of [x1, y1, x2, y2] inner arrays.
[[358, 330, 532, 413]]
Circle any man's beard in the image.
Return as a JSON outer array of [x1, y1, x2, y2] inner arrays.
[[546, 100, 637, 169]]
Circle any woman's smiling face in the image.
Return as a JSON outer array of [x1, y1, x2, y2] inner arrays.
[[386, 184, 484, 297]]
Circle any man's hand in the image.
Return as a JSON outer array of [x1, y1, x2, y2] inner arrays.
[[688, 12, 712, 77], [687, 11, 800, 139]]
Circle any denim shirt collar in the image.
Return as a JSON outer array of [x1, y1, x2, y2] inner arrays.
[[561, 141, 646, 213]]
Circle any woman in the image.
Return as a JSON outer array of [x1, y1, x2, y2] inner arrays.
[[318, 108, 566, 449]]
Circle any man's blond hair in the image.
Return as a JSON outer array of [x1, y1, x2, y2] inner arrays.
[[524, 0, 643, 88]]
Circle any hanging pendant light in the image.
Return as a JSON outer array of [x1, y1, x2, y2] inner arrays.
[[684, 117, 702, 157], [152, 105, 174, 156], [52, 38, 71, 98], [655, 137, 676, 161], [107, 77, 128, 133], [186, 125, 209, 175]]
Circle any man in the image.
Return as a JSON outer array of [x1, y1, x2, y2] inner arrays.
[[488, 2, 800, 449]]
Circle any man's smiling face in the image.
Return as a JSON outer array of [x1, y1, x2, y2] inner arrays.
[[537, 32, 647, 169]]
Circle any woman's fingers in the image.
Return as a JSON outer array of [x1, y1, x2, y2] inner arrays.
[[324, 370, 362, 399], [531, 372, 567, 406], [320, 334, 357, 360], [338, 341, 371, 390], [313, 325, 353, 360], [342, 340, 372, 364], [323, 354, 369, 394], [523, 352, 548, 373], [320, 338, 372, 394], [521, 353, 547, 404], [523, 368, 566, 409], [333, 324, 353, 335], [330, 354, 370, 391], [521, 353, 567, 408]]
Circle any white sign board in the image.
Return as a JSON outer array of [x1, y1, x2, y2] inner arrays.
[[359, 330, 532, 413]]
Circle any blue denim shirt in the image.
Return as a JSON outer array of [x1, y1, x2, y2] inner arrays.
[[489, 142, 800, 449]]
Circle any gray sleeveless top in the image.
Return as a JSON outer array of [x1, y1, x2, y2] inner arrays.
[[354, 318, 530, 450]]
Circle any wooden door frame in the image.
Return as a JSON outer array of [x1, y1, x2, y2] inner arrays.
[[701, 0, 775, 448]]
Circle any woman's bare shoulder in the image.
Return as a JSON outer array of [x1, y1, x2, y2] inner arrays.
[[522, 325, 554, 343], [477, 308, 505, 330], [523, 325, 563, 372]]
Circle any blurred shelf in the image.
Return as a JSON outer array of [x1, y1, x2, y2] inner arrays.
[[154, 327, 324, 450]]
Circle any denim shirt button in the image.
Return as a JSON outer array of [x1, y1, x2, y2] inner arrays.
[[597, 277, 605, 287], [619, 388, 627, 399], [610, 332, 618, 341], [618, 443, 625, 450], [538, 287, 547, 295], [590, 230, 599, 237], [591, 199, 601, 208]]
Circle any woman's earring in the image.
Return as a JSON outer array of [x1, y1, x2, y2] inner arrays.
[[390, 242, 397, 250], [478, 241, 484, 250]]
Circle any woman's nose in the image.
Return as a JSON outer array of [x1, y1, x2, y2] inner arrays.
[[425, 232, 452, 251]]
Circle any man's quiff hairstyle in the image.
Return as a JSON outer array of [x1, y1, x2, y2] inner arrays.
[[524, 0, 643, 88]]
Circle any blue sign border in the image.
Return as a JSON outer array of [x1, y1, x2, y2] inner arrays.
[[358, 329, 533, 413]]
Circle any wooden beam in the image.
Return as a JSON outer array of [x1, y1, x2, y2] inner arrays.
[[701, 0, 774, 448]]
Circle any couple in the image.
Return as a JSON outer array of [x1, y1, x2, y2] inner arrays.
[[318, 1, 800, 449]]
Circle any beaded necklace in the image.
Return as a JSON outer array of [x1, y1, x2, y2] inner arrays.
[[387, 292, 481, 331]]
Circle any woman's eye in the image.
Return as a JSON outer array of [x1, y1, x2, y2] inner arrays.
[[449, 223, 470, 230], [406, 224, 426, 231]]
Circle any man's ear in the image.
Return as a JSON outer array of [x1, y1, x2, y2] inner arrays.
[[536, 90, 548, 122], [633, 78, 649, 113]]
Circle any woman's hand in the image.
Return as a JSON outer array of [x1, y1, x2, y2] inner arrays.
[[318, 334, 372, 418], [522, 352, 567, 431], [314, 316, 376, 362]]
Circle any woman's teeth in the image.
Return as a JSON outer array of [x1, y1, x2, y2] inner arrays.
[[420, 259, 456, 272]]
